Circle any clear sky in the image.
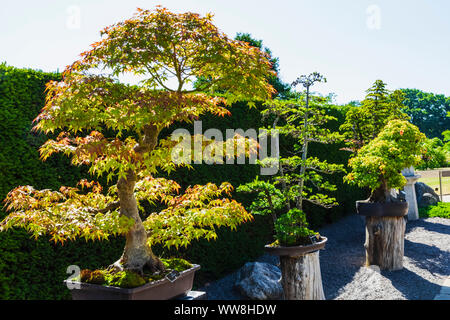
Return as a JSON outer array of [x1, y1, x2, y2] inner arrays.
[[1, 0, 449, 104]]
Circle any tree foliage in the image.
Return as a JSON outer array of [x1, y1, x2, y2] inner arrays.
[[416, 137, 449, 170], [234, 33, 291, 98], [345, 120, 426, 202], [401, 88, 450, 139], [0, 7, 275, 256], [340, 80, 409, 152], [238, 73, 344, 246]]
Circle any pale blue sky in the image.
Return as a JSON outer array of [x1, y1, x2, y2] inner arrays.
[[1, 0, 449, 104]]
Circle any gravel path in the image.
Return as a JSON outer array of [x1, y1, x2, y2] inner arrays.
[[200, 214, 450, 300]]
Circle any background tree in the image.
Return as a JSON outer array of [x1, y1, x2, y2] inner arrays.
[[401, 88, 450, 138], [234, 33, 291, 98], [340, 80, 409, 152], [416, 137, 449, 169], [0, 7, 275, 275]]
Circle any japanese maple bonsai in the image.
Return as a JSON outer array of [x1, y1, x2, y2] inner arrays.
[[345, 119, 425, 270], [238, 73, 344, 300], [0, 7, 275, 299]]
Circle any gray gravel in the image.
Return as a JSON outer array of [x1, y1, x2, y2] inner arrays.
[[199, 214, 450, 300]]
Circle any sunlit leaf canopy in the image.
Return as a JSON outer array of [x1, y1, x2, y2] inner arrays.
[[1, 179, 251, 247], [35, 7, 275, 133], [345, 120, 426, 192], [34, 6, 275, 180], [39, 130, 258, 182], [1, 7, 274, 247]]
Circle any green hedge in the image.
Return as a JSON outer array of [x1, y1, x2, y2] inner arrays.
[[0, 64, 128, 299], [0, 64, 365, 299]]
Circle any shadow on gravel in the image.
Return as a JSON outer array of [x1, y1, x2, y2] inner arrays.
[[404, 239, 450, 275], [382, 267, 442, 300], [320, 214, 366, 299], [406, 219, 450, 236]]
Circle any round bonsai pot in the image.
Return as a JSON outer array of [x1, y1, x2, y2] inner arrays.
[[356, 200, 408, 217], [64, 264, 200, 300], [264, 237, 327, 258]]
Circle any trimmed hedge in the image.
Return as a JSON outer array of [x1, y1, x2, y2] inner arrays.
[[0, 64, 365, 299], [0, 64, 127, 299]]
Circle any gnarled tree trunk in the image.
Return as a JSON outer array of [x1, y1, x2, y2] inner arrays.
[[111, 124, 165, 274], [364, 216, 405, 271], [279, 251, 325, 300]]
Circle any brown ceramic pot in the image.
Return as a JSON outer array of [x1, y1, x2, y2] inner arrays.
[[264, 237, 327, 258], [64, 264, 200, 300], [356, 200, 408, 217]]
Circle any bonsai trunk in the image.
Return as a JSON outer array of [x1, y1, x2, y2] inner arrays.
[[110, 124, 165, 274], [111, 171, 165, 274], [369, 180, 394, 203], [296, 86, 310, 211]]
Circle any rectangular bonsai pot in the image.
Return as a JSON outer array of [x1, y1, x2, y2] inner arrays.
[[64, 264, 200, 300]]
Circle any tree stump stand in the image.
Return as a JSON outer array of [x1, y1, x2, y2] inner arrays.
[[279, 251, 325, 300], [364, 216, 406, 271], [265, 237, 327, 300]]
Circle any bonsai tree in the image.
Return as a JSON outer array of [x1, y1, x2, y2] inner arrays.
[[345, 120, 426, 203], [238, 73, 344, 299], [340, 80, 409, 152], [344, 119, 426, 270], [239, 72, 344, 246], [0, 7, 275, 277]]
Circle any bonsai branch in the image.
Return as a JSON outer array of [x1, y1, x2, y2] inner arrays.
[[88, 201, 120, 214]]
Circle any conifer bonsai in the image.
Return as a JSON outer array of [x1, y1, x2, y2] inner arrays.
[[238, 73, 344, 300], [0, 7, 275, 282], [238, 72, 343, 248]]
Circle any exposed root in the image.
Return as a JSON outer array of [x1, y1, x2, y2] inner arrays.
[[107, 256, 166, 276]]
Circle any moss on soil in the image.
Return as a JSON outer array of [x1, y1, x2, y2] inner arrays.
[[77, 257, 193, 288]]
